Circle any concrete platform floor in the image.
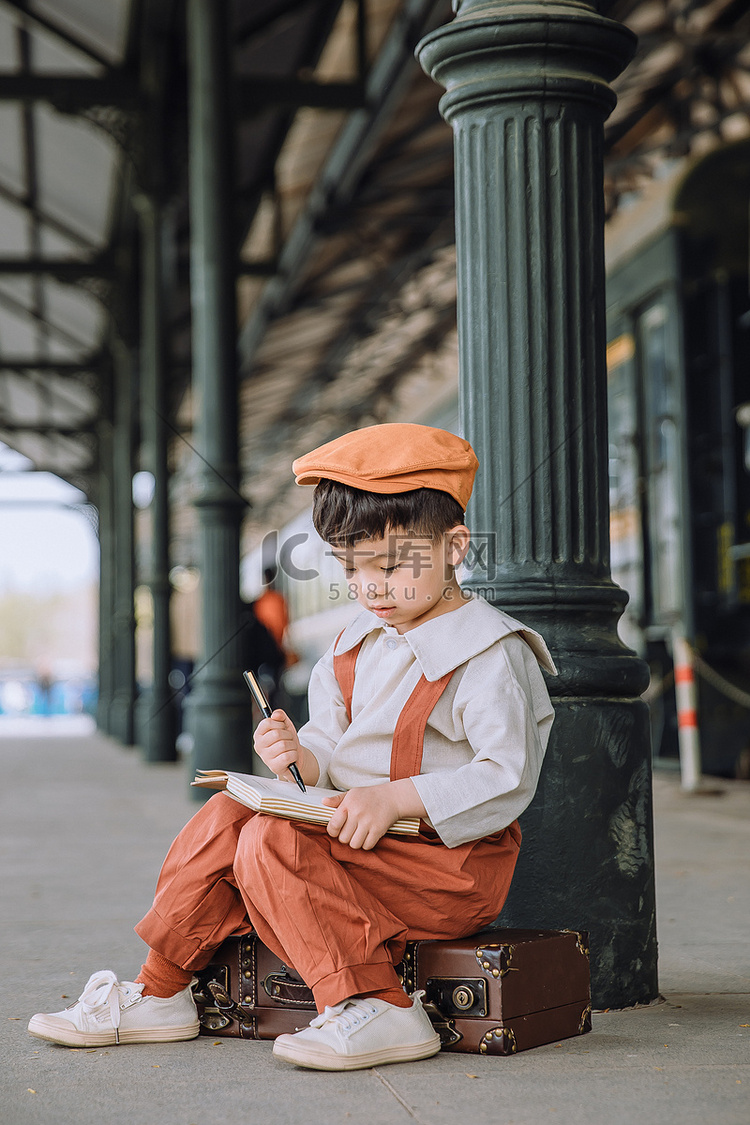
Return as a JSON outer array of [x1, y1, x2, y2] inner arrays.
[[1, 721, 748, 1125]]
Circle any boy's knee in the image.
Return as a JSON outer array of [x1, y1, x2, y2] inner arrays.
[[179, 792, 256, 850], [234, 815, 306, 879], [201, 791, 254, 828]]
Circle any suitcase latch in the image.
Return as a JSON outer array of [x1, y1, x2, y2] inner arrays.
[[192, 963, 229, 1007], [204, 979, 258, 1036], [422, 1001, 463, 1047], [192, 965, 234, 1030], [424, 977, 488, 1018]]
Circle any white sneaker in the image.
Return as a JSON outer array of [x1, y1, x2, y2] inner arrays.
[[272, 990, 441, 1071], [28, 970, 200, 1047]]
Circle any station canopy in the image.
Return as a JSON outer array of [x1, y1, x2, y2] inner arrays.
[[0, 0, 748, 531]]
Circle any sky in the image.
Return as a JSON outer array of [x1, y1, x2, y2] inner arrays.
[[0, 444, 99, 595]]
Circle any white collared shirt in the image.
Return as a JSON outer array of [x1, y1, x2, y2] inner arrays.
[[297, 595, 557, 848]]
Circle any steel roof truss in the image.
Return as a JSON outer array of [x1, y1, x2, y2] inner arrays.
[[0, 74, 140, 110], [0, 284, 91, 351], [238, 0, 449, 371], [0, 0, 113, 69], [0, 357, 105, 374], [0, 257, 115, 278], [0, 179, 99, 251]]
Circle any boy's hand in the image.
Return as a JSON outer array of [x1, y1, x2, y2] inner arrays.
[[323, 780, 426, 851], [254, 710, 318, 786]]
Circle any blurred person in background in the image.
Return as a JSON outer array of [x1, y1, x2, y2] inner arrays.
[[240, 596, 286, 709], [252, 567, 297, 701]]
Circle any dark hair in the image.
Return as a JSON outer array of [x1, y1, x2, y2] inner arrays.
[[312, 480, 465, 547]]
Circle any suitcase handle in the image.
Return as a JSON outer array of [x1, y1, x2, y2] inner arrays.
[[262, 970, 316, 1007]]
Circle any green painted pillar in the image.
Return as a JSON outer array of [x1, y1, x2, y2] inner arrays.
[[109, 338, 137, 746], [135, 196, 178, 761], [418, 0, 657, 1007], [95, 406, 115, 735], [183, 0, 253, 785]]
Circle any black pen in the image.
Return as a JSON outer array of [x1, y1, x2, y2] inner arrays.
[[243, 669, 306, 793]]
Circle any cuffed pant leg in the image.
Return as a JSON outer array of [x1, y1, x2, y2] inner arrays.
[[232, 817, 407, 1011], [135, 793, 254, 970]]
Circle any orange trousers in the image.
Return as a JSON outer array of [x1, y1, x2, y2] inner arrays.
[[135, 793, 521, 1010]]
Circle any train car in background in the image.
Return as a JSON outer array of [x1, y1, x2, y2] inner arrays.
[[606, 138, 750, 778]]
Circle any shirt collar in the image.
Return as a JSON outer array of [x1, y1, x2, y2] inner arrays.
[[333, 595, 557, 680]]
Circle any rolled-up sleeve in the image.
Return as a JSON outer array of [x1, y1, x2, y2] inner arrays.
[[411, 637, 554, 848]]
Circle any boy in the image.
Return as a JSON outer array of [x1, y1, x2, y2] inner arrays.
[[28, 423, 556, 1071]]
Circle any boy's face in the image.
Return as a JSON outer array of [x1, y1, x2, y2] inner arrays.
[[330, 524, 471, 634]]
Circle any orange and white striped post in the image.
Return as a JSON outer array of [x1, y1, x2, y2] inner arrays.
[[671, 633, 702, 792]]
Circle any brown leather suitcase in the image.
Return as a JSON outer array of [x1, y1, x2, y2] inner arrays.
[[192, 932, 316, 1040], [401, 928, 592, 1054], [192, 927, 591, 1055]]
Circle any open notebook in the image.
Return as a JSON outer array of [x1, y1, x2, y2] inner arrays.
[[191, 771, 421, 836]]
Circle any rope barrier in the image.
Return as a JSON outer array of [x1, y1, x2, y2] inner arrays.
[[642, 668, 673, 704], [642, 640, 750, 787], [643, 649, 750, 710], [689, 648, 750, 709]]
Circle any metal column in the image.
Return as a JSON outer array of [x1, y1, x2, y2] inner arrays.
[[135, 197, 178, 761], [418, 0, 657, 1007], [95, 408, 115, 734], [184, 0, 253, 782], [109, 338, 137, 745]]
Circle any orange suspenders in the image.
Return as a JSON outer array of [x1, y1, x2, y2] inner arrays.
[[332, 635, 454, 781]]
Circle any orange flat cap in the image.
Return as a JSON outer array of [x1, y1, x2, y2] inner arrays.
[[292, 423, 478, 510]]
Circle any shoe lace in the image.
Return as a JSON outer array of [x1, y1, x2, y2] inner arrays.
[[310, 998, 379, 1035], [76, 970, 138, 1032]]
